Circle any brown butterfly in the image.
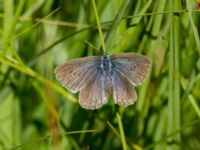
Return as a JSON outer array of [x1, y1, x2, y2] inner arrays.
[[54, 53, 150, 110]]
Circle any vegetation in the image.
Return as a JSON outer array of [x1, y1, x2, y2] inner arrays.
[[0, 0, 200, 149]]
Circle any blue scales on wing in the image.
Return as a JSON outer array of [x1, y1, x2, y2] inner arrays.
[[111, 68, 137, 106], [79, 69, 110, 109], [111, 53, 150, 85]]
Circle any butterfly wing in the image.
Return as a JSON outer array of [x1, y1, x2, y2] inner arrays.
[[54, 56, 99, 93], [111, 53, 150, 85], [79, 70, 109, 109], [111, 69, 137, 106]]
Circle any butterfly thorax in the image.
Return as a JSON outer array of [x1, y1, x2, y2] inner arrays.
[[100, 53, 112, 76]]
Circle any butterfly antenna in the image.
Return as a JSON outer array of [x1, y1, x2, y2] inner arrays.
[[111, 36, 123, 50], [84, 40, 104, 55], [84, 41, 98, 51]]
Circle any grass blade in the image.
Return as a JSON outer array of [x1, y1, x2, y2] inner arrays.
[[105, 0, 131, 50], [116, 113, 127, 150], [168, 0, 181, 149], [0, 58, 77, 103], [91, 0, 106, 52], [1, 0, 25, 57], [188, 95, 200, 118], [186, 0, 200, 55]]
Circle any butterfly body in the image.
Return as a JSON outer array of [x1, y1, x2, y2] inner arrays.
[[54, 53, 150, 109], [99, 53, 113, 76]]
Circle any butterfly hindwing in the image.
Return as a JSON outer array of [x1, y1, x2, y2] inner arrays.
[[111, 68, 137, 106], [54, 56, 99, 93], [111, 53, 150, 85], [79, 70, 109, 109]]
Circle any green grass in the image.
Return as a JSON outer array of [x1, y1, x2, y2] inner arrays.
[[0, 0, 200, 149]]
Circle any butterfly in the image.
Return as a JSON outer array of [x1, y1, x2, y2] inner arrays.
[[54, 52, 150, 110]]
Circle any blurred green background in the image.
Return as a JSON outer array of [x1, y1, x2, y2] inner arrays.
[[0, 0, 200, 150]]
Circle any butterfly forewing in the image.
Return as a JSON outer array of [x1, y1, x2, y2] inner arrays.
[[54, 56, 99, 93], [79, 70, 109, 109], [111, 69, 137, 106], [111, 53, 150, 85]]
